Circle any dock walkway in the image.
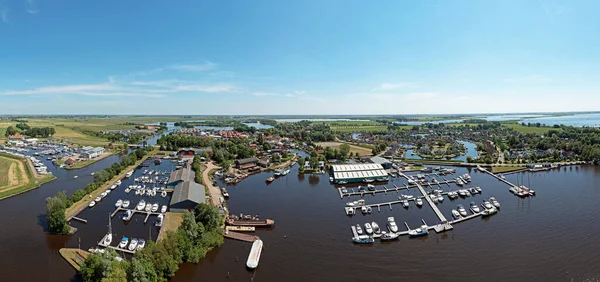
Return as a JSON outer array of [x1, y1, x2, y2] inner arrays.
[[478, 167, 516, 187], [338, 180, 455, 199], [110, 207, 163, 223], [224, 230, 260, 242], [225, 226, 255, 232]]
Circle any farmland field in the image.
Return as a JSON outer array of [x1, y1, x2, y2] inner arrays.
[[316, 142, 373, 156]]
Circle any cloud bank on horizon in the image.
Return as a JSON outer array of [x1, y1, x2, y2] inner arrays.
[[0, 0, 599, 115]]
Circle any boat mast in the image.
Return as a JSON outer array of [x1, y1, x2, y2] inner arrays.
[[108, 213, 112, 235]]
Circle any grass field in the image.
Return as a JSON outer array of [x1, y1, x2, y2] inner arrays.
[[492, 166, 525, 173], [0, 154, 56, 199], [503, 124, 553, 135], [330, 126, 389, 132], [157, 212, 184, 242], [316, 141, 373, 156]]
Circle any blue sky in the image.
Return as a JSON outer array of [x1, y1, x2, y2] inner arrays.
[[1, 0, 599, 115]]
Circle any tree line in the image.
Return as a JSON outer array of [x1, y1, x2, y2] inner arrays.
[[4, 123, 56, 138]]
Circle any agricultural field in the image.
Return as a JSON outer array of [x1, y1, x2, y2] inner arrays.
[[0, 154, 55, 199], [503, 123, 553, 135], [316, 141, 373, 156], [330, 125, 389, 132]]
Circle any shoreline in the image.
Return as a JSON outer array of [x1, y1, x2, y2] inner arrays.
[[0, 153, 57, 200]]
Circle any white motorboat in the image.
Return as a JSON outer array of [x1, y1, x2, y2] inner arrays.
[[470, 202, 481, 213], [448, 191, 458, 199], [458, 189, 467, 197], [482, 207, 498, 217], [125, 170, 134, 178], [476, 186, 482, 193], [489, 197, 500, 208], [346, 199, 365, 207], [105, 189, 111, 195], [387, 217, 398, 232], [436, 194, 444, 202], [95, 196, 101, 202], [364, 223, 373, 234], [451, 209, 461, 219], [137, 239, 146, 250], [408, 225, 429, 238], [122, 200, 130, 208], [457, 205, 467, 216], [122, 210, 133, 221], [371, 222, 381, 234], [482, 200, 494, 210], [115, 180, 121, 186], [161, 191, 167, 198], [110, 184, 117, 190], [151, 190, 157, 197], [346, 208, 355, 216], [128, 238, 138, 251], [161, 205, 167, 213], [155, 214, 164, 227], [151, 203, 159, 212], [340, 187, 348, 194], [115, 199, 123, 207], [119, 237, 129, 248], [136, 200, 146, 211], [145, 203, 152, 212], [361, 206, 368, 214], [88, 201, 96, 208], [356, 224, 363, 235], [416, 198, 423, 207], [401, 200, 409, 208], [456, 178, 464, 186], [125, 187, 131, 193], [100, 192, 107, 199]]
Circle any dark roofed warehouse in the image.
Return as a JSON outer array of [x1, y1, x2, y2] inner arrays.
[[169, 181, 206, 212], [167, 167, 196, 187]]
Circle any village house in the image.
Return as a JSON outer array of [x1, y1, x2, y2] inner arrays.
[[235, 157, 259, 170]]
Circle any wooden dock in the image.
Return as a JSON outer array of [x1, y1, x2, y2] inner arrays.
[[106, 245, 136, 255], [478, 167, 516, 187], [111, 207, 163, 221], [339, 181, 456, 199], [225, 226, 255, 232], [224, 230, 260, 242], [71, 216, 87, 223]]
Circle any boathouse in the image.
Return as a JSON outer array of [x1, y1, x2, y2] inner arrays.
[[235, 157, 259, 169], [167, 167, 195, 187], [170, 181, 206, 212], [177, 147, 212, 157], [370, 156, 393, 169], [330, 163, 388, 184]]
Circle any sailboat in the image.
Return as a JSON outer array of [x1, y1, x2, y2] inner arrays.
[[102, 214, 113, 246]]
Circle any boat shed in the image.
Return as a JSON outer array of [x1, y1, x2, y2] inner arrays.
[[177, 147, 213, 157], [331, 163, 388, 184], [169, 181, 206, 212], [167, 167, 195, 187], [370, 156, 393, 169]]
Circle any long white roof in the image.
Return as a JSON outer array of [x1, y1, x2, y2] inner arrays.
[[332, 164, 387, 180]]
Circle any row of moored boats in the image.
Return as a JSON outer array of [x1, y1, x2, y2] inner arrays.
[[352, 217, 429, 244]]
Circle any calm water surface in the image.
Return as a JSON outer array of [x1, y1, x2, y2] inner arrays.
[[2, 147, 600, 281]]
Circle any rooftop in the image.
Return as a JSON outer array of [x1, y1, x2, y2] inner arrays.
[[170, 181, 205, 206]]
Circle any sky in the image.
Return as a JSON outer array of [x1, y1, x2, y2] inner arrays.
[[1, 0, 599, 115]]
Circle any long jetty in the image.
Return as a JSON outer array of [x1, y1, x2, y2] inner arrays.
[[478, 166, 516, 187], [399, 172, 453, 233], [110, 207, 163, 224], [338, 180, 455, 199]]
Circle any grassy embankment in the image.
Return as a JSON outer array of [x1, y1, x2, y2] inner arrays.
[[502, 123, 553, 135], [491, 166, 525, 173], [157, 212, 184, 242], [65, 147, 158, 219], [316, 141, 373, 156], [0, 153, 56, 200]]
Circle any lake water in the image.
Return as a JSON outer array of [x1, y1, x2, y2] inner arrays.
[[275, 118, 370, 123], [520, 113, 600, 127]]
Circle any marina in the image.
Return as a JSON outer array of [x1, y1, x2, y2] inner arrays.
[[337, 179, 456, 198]]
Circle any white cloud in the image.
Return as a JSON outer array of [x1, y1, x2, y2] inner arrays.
[[169, 61, 217, 72], [26, 0, 38, 14], [371, 82, 414, 92], [1, 1, 9, 23]]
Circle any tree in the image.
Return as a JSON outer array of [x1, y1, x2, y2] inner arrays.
[[5, 126, 17, 137], [46, 191, 70, 234], [194, 203, 221, 231], [80, 249, 121, 282], [466, 156, 473, 163], [128, 257, 158, 282]]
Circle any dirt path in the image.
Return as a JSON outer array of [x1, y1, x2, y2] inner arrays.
[[202, 161, 222, 206], [7, 163, 18, 187]]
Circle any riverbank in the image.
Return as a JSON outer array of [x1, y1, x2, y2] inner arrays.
[[61, 151, 115, 170], [0, 153, 56, 200], [157, 212, 184, 242], [65, 147, 158, 221], [59, 248, 90, 271]]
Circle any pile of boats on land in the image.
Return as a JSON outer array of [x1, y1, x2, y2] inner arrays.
[[451, 197, 500, 219], [126, 184, 168, 198], [89, 180, 122, 208], [352, 217, 429, 244]]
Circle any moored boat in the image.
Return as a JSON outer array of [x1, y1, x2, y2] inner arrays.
[[489, 197, 500, 208], [137, 239, 146, 250], [408, 225, 429, 238], [364, 223, 373, 234], [371, 222, 381, 234], [470, 201, 481, 213], [387, 217, 398, 232], [481, 207, 498, 217], [122, 210, 133, 221], [482, 200, 493, 210], [128, 238, 138, 251], [356, 224, 363, 235], [457, 204, 467, 216], [346, 199, 365, 207], [246, 239, 264, 268], [380, 232, 400, 241], [155, 214, 163, 227], [340, 187, 348, 193], [151, 203, 159, 212], [119, 237, 129, 248], [352, 235, 374, 244], [161, 205, 167, 213], [266, 176, 275, 183], [452, 209, 461, 219], [115, 199, 123, 207], [416, 198, 423, 207], [88, 201, 96, 208], [226, 217, 275, 227], [137, 200, 146, 211]]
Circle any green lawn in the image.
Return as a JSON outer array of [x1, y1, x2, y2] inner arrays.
[[503, 124, 553, 135], [492, 166, 524, 173], [330, 126, 388, 132], [0, 157, 13, 187]]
